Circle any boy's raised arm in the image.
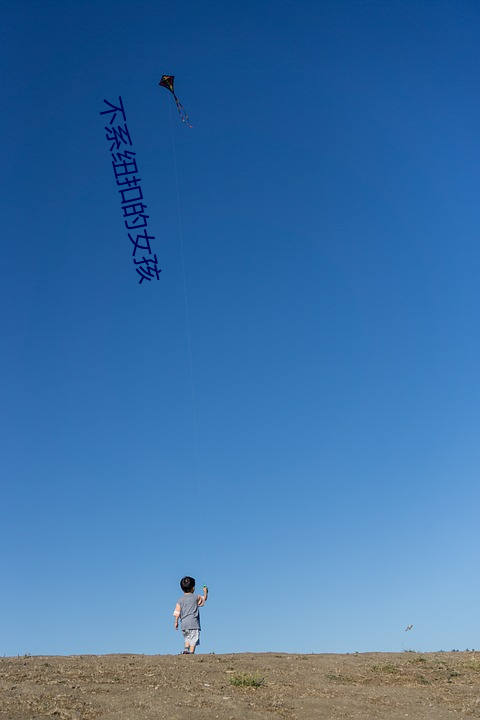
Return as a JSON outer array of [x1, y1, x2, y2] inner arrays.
[[198, 586, 208, 606]]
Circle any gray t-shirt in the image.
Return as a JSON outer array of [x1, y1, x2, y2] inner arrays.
[[178, 593, 201, 631]]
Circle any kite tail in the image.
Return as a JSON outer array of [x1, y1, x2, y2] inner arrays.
[[174, 95, 192, 128]]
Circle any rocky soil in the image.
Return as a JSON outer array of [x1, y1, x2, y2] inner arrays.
[[1, 651, 479, 719]]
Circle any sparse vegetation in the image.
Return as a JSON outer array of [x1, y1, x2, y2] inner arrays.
[[409, 655, 427, 664], [466, 659, 480, 671], [371, 663, 399, 674], [325, 673, 339, 681], [325, 672, 356, 684], [229, 671, 265, 688]]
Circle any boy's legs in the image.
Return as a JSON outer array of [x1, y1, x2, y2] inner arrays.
[[182, 629, 199, 653]]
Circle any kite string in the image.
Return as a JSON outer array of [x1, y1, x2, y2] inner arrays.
[[168, 102, 207, 573]]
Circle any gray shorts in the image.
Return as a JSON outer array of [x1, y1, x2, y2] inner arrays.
[[182, 629, 200, 646]]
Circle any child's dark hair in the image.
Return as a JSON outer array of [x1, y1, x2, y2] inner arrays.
[[180, 576, 195, 592]]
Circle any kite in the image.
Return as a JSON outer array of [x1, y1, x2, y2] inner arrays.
[[405, 625, 413, 632], [159, 75, 192, 127]]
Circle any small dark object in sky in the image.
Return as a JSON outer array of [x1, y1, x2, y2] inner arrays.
[[159, 75, 192, 127]]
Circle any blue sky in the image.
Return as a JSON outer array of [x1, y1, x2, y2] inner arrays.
[[1, 0, 479, 656]]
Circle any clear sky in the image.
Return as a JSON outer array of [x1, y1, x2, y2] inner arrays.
[[2, 0, 479, 656]]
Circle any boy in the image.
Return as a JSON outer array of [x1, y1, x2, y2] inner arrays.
[[173, 576, 208, 654]]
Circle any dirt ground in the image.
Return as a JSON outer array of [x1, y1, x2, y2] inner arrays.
[[1, 651, 479, 720]]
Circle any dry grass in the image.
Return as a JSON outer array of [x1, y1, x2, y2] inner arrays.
[[1, 651, 479, 719]]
